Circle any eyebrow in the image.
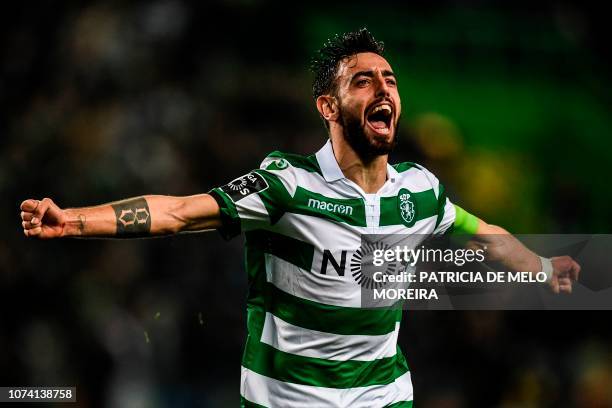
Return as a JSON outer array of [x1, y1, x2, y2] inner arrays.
[[351, 70, 396, 82]]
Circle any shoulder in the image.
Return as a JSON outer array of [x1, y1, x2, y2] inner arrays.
[[392, 161, 438, 179], [256, 151, 322, 196], [260, 150, 322, 175], [391, 160, 444, 197]]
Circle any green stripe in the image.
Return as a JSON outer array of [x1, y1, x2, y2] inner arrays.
[[242, 233, 268, 373], [266, 283, 400, 336], [252, 170, 293, 225], [392, 162, 417, 173], [386, 401, 414, 408], [434, 183, 448, 229], [244, 337, 409, 389], [247, 230, 314, 272], [379, 188, 439, 226], [290, 186, 367, 227], [244, 232, 270, 340], [240, 397, 268, 408], [267, 151, 322, 175]]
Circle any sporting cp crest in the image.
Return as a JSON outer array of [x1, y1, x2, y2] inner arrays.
[[398, 188, 416, 227]]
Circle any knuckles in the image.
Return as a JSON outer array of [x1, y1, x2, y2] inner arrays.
[[553, 255, 574, 271]]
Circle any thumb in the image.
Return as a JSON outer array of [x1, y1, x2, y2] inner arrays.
[[29, 198, 53, 225]]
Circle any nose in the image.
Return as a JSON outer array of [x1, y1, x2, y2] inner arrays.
[[374, 71, 390, 98]]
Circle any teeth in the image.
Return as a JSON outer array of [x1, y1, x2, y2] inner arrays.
[[372, 104, 392, 114]]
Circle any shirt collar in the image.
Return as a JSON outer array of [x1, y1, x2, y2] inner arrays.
[[315, 140, 345, 182], [315, 139, 398, 183]]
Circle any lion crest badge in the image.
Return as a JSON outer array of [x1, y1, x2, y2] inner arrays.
[[398, 188, 416, 227]]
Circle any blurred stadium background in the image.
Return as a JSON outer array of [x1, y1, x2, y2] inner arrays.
[[1, 1, 611, 407]]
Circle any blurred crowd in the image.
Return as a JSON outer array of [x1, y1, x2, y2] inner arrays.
[[1, 1, 611, 407]]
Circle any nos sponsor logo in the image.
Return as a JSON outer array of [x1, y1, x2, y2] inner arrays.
[[319, 243, 398, 289]]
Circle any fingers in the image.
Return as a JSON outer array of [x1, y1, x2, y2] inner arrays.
[[22, 220, 36, 229], [550, 276, 560, 294], [549, 255, 581, 295], [20, 198, 54, 238], [20, 199, 40, 212], [21, 198, 53, 218], [569, 259, 581, 281], [23, 226, 42, 237], [22, 217, 42, 236], [33, 198, 52, 220], [552, 255, 581, 281], [20, 198, 53, 221], [21, 202, 38, 237], [21, 213, 40, 226], [558, 277, 572, 294]]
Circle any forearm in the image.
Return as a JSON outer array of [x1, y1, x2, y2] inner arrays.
[[472, 220, 541, 273], [62, 194, 221, 237], [452, 206, 579, 293]]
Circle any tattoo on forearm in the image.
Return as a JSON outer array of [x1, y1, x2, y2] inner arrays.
[[111, 197, 151, 236], [77, 214, 86, 235]]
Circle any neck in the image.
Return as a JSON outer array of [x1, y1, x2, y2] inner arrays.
[[330, 134, 388, 194]]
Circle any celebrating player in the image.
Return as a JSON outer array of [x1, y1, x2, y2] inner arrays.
[[20, 29, 579, 407]]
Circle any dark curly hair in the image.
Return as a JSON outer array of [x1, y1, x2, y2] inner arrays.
[[310, 28, 385, 101]]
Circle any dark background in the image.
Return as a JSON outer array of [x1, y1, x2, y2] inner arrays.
[[1, 1, 611, 407]]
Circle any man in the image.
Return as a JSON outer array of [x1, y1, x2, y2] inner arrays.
[[20, 29, 579, 407]]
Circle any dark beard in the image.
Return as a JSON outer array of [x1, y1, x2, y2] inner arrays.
[[340, 107, 399, 162]]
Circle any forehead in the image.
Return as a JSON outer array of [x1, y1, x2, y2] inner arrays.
[[337, 52, 393, 79]]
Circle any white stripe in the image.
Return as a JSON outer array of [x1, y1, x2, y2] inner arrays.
[[260, 313, 399, 361], [264, 215, 439, 309], [241, 366, 413, 408], [274, 211, 362, 249], [273, 212, 439, 250], [265, 253, 363, 308], [237, 193, 271, 230], [259, 157, 299, 196], [294, 164, 436, 199], [392, 166, 437, 194], [294, 166, 355, 199], [433, 198, 456, 234]]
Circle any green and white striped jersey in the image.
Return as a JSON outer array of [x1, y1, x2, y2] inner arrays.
[[209, 140, 456, 408]]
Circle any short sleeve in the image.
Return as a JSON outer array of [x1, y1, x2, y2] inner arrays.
[[416, 166, 456, 234], [208, 155, 296, 240], [433, 184, 456, 234]]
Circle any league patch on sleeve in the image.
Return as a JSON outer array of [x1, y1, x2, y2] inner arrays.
[[220, 172, 269, 202]]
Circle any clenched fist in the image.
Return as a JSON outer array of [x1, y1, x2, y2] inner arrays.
[[20, 198, 66, 239], [550, 255, 581, 294]]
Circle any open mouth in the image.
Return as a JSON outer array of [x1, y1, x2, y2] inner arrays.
[[366, 103, 393, 135]]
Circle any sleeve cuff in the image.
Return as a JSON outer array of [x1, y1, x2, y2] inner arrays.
[[208, 189, 241, 240]]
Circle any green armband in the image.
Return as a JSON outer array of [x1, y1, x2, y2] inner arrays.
[[453, 204, 480, 235]]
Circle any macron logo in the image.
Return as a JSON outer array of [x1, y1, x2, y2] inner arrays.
[[307, 198, 353, 216]]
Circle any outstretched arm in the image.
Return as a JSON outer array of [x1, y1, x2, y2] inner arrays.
[[453, 205, 580, 294], [20, 195, 222, 239]]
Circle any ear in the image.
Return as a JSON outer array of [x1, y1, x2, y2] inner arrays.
[[316, 95, 340, 123]]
